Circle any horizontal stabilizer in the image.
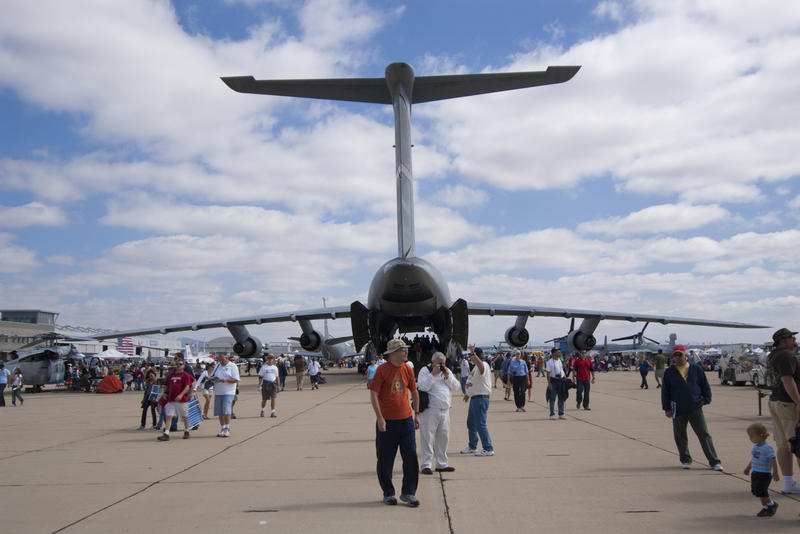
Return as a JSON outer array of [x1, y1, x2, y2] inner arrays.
[[222, 76, 391, 104], [412, 66, 580, 103], [221, 65, 580, 105]]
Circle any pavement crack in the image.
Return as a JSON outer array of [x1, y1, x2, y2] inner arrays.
[[437, 472, 455, 534]]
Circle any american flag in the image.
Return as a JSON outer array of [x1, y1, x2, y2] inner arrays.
[[117, 337, 134, 355]]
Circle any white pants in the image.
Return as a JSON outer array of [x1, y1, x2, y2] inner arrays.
[[419, 407, 450, 469]]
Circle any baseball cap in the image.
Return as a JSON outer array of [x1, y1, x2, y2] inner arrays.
[[672, 344, 686, 355], [773, 328, 798, 343]]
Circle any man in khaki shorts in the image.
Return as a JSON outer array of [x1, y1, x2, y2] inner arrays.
[[766, 328, 800, 494]]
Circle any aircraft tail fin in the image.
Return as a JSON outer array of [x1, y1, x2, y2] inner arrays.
[[221, 66, 580, 105], [326, 335, 353, 346]]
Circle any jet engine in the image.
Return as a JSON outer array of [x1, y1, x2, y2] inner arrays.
[[232, 335, 263, 359], [299, 330, 323, 352], [567, 329, 596, 351], [566, 317, 601, 352], [505, 325, 530, 348]]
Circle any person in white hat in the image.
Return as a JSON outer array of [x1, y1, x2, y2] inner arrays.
[[368, 338, 420, 507]]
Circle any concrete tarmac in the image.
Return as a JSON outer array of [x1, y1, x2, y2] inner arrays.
[[2, 368, 799, 533]]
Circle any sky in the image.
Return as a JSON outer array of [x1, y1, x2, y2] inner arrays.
[[1, 0, 799, 348]]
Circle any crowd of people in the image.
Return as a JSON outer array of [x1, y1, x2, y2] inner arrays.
[[4, 327, 796, 519], [133, 352, 329, 441], [362, 327, 800, 517]]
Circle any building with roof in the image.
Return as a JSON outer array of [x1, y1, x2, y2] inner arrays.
[[0, 309, 58, 354]]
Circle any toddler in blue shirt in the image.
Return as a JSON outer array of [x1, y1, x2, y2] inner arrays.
[[743, 422, 779, 517]]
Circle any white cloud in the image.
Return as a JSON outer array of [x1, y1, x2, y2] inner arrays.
[[434, 185, 489, 208], [47, 255, 76, 266], [543, 21, 565, 41], [0, 233, 39, 273], [593, 1, 625, 23], [420, 2, 800, 204], [428, 227, 800, 277], [0, 202, 68, 227], [789, 195, 800, 209], [578, 203, 729, 236]]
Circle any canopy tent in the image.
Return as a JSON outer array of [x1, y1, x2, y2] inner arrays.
[[96, 348, 128, 360]]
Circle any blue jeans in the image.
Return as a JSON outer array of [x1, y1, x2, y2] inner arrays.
[[575, 379, 590, 408], [12, 387, 23, 405], [0, 383, 5, 406], [548, 380, 566, 416], [141, 403, 156, 427], [467, 395, 493, 451], [640, 369, 649, 388], [460, 376, 468, 395], [375, 417, 418, 497]]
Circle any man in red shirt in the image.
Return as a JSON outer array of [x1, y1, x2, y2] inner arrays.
[[369, 338, 420, 507], [157, 356, 194, 441], [573, 351, 596, 411]]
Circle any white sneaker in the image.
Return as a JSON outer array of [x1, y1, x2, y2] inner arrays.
[[460, 446, 476, 454], [549, 415, 556, 420], [260, 410, 265, 417], [781, 481, 800, 494], [475, 449, 494, 457], [558, 415, 566, 420], [222, 429, 230, 438], [711, 463, 723, 471], [681, 462, 692, 469]]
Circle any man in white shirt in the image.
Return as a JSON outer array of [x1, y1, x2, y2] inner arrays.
[[308, 358, 321, 390], [546, 349, 568, 420], [258, 354, 280, 417], [461, 346, 494, 456], [210, 354, 240, 437], [417, 352, 461, 474]]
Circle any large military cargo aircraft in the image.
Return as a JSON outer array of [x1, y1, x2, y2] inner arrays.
[[95, 63, 766, 355]]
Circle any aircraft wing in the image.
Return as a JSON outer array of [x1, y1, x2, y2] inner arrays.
[[93, 306, 352, 340], [465, 302, 768, 329]]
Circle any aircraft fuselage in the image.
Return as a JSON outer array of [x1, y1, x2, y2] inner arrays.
[[364, 255, 457, 352]]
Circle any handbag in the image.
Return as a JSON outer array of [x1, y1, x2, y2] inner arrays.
[[418, 390, 429, 413]]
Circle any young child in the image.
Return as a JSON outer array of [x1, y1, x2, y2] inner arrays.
[[743, 422, 779, 517]]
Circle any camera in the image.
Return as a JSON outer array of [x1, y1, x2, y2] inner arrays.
[[439, 364, 446, 372]]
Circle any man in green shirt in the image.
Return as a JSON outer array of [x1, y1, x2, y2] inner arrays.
[[654, 349, 667, 389]]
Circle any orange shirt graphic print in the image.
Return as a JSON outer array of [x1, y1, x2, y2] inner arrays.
[[392, 376, 405, 393]]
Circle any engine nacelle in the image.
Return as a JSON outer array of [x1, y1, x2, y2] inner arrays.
[[567, 330, 596, 352], [505, 326, 530, 348], [232, 336, 263, 359], [299, 330, 323, 352]]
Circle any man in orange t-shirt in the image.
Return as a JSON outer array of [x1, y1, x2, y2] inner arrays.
[[369, 338, 420, 507]]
